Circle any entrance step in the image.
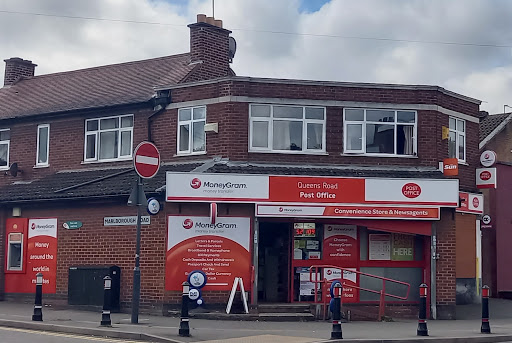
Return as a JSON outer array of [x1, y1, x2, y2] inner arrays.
[[258, 303, 312, 314], [258, 312, 315, 321]]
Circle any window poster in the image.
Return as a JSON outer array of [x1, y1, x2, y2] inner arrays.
[[391, 233, 414, 261], [369, 234, 391, 260], [166, 216, 251, 291], [323, 267, 358, 303], [323, 224, 358, 264]]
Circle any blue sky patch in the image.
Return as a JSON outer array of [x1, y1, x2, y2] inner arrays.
[[299, 0, 330, 13]]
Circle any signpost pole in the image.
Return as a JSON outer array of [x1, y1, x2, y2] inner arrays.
[[131, 176, 143, 324]]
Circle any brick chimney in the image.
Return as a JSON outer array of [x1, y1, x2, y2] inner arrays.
[[187, 14, 232, 82], [4, 57, 37, 86]]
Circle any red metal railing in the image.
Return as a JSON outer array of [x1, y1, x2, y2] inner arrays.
[[309, 264, 411, 321]]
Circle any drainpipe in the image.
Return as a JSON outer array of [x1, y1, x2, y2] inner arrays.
[[252, 216, 259, 306], [431, 222, 438, 320], [147, 90, 171, 142]]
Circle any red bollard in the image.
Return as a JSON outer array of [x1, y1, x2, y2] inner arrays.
[[481, 285, 491, 334], [417, 283, 428, 336]]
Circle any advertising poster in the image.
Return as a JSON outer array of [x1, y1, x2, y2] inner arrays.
[[391, 233, 414, 261], [323, 225, 358, 264], [323, 267, 358, 303], [166, 216, 251, 291], [369, 234, 391, 260], [5, 218, 58, 294]]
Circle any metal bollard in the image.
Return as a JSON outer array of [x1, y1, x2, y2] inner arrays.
[[330, 283, 343, 340], [32, 272, 43, 321], [417, 283, 428, 336], [178, 281, 190, 337], [101, 276, 112, 326], [481, 285, 491, 334]]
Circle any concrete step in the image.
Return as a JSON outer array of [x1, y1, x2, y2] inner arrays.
[[257, 312, 316, 321], [258, 303, 311, 313]]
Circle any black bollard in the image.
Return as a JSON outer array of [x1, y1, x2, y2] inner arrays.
[[481, 285, 491, 334], [417, 283, 428, 336], [178, 281, 190, 337], [330, 283, 343, 340], [32, 272, 43, 321], [101, 276, 112, 326]]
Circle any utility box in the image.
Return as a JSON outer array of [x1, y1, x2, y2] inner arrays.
[[68, 266, 121, 312]]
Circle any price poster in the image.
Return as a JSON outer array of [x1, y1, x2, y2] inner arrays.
[[323, 225, 358, 264], [369, 234, 391, 260]]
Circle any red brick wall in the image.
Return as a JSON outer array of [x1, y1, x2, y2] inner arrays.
[[436, 208, 456, 319], [1, 105, 152, 186]]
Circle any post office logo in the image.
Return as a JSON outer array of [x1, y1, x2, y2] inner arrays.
[[472, 197, 480, 208], [402, 183, 421, 198], [190, 178, 201, 189], [183, 219, 194, 229], [480, 171, 491, 181]]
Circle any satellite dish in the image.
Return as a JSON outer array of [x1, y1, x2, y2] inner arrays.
[[228, 36, 237, 62], [9, 163, 20, 177]]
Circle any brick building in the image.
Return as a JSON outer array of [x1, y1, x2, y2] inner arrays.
[[479, 111, 512, 299], [0, 15, 482, 320]]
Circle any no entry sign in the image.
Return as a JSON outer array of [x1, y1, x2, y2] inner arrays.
[[134, 141, 160, 179]]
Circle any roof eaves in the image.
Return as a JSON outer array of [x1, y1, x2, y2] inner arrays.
[[479, 113, 512, 149]]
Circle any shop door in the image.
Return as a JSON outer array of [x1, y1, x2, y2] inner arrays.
[[258, 222, 290, 302]]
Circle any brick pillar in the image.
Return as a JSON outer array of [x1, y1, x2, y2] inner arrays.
[[4, 58, 37, 86], [435, 208, 457, 319]]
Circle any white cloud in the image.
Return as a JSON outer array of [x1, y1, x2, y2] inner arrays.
[[1, 0, 512, 113]]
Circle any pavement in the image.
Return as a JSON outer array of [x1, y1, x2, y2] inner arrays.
[[1, 300, 512, 343]]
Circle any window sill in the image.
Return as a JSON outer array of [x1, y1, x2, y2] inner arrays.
[[81, 158, 133, 165], [249, 150, 328, 155], [174, 151, 207, 157], [33, 164, 50, 169], [458, 161, 469, 166], [340, 153, 418, 158]]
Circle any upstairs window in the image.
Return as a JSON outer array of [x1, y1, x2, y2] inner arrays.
[[84, 115, 133, 162], [0, 129, 10, 168], [249, 104, 326, 153], [448, 117, 465, 162], [36, 124, 50, 166], [177, 106, 206, 155], [344, 109, 416, 156]]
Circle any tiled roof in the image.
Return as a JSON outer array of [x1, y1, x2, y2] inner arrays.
[[0, 162, 202, 203], [203, 161, 445, 179], [480, 113, 511, 142], [0, 160, 446, 203], [0, 54, 196, 119]]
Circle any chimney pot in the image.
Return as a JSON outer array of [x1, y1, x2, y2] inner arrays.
[[197, 14, 207, 23], [206, 16, 215, 25], [214, 19, 223, 28]]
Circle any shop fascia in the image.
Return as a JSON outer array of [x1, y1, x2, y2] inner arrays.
[[166, 173, 459, 220]]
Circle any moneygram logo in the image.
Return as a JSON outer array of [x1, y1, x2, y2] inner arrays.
[[402, 183, 421, 198], [190, 178, 201, 189], [183, 219, 194, 229], [31, 223, 36, 230], [279, 207, 284, 212], [327, 269, 332, 275]]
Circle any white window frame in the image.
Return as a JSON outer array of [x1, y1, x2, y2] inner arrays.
[[36, 124, 50, 166], [449, 117, 466, 162], [249, 104, 326, 154], [177, 106, 206, 155], [7, 232, 23, 271], [343, 108, 417, 157], [84, 114, 134, 162], [0, 128, 10, 170]]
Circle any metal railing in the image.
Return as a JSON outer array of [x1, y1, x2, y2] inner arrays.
[[308, 264, 411, 321]]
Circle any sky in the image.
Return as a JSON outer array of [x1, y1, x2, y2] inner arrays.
[[1, 0, 512, 114]]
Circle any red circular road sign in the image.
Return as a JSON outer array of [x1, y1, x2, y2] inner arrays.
[[133, 141, 160, 179]]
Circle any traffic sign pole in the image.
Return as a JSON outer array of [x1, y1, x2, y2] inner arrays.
[[131, 176, 143, 324], [130, 142, 160, 324]]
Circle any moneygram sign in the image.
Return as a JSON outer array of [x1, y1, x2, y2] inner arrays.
[[167, 172, 458, 206]]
